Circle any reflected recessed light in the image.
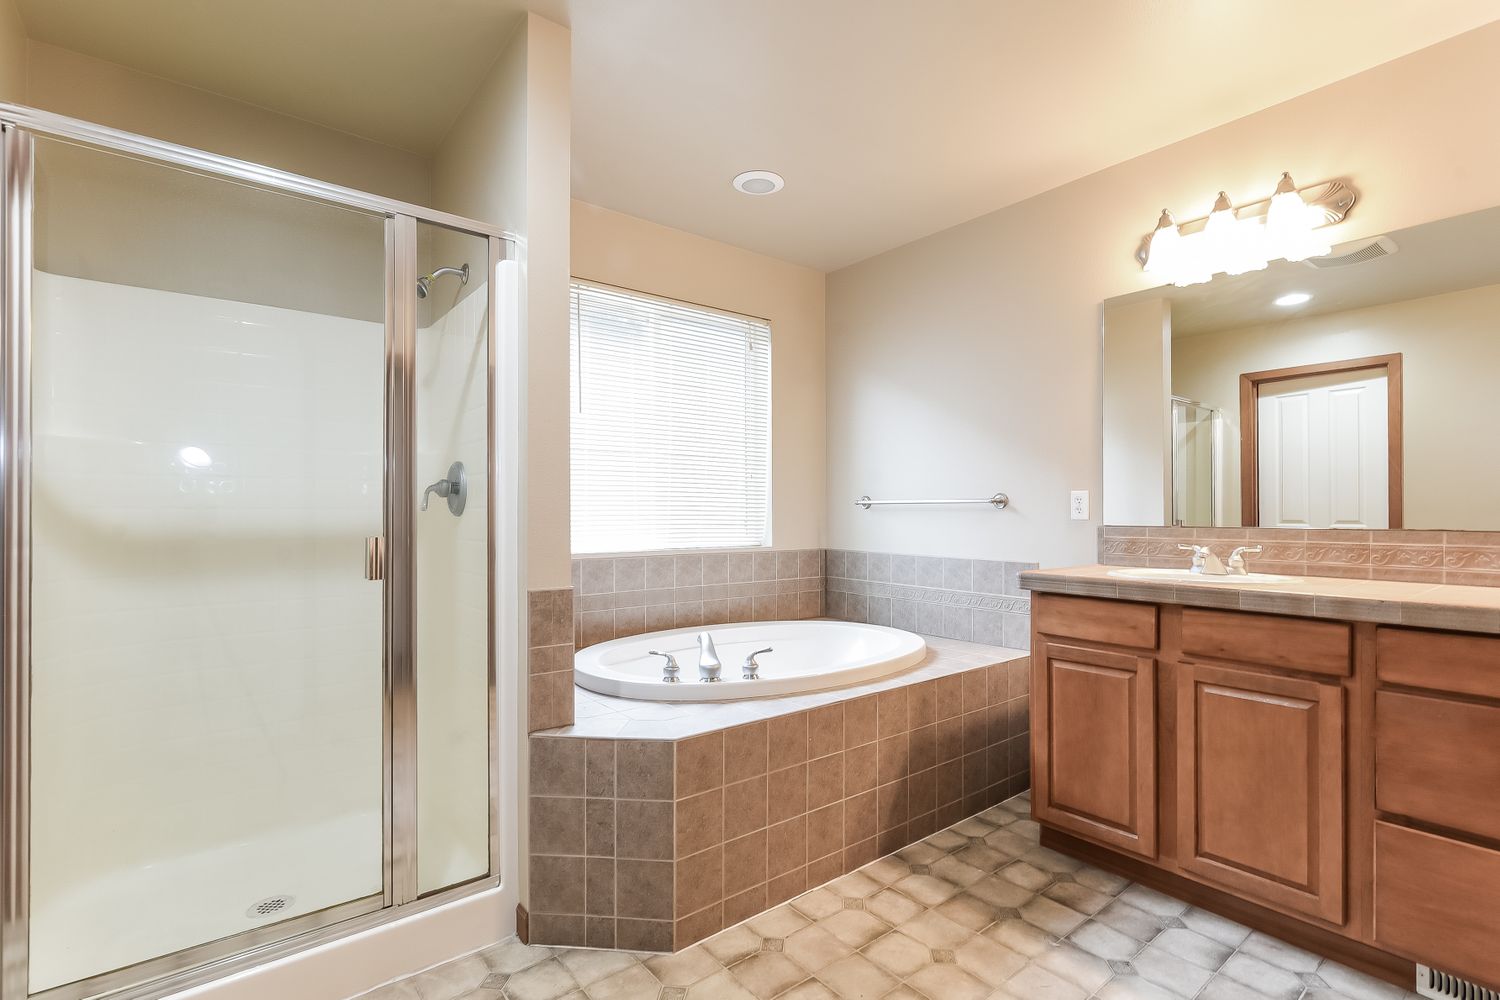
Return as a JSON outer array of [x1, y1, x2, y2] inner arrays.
[[732, 170, 784, 196], [1274, 292, 1312, 307], [178, 446, 212, 469]]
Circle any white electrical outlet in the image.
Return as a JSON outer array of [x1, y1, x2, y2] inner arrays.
[[1070, 490, 1089, 520]]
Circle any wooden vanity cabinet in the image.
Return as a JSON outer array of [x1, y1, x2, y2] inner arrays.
[[1032, 593, 1500, 992], [1176, 660, 1345, 923]]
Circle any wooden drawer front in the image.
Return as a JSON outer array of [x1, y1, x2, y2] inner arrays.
[[1377, 691, 1500, 842], [1375, 822, 1500, 991], [1033, 640, 1157, 859], [1181, 608, 1351, 677], [1177, 662, 1345, 925], [1377, 627, 1500, 701], [1034, 593, 1158, 649]]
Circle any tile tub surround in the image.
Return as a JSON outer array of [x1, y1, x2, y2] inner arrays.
[[368, 791, 1420, 1000], [1103, 524, 1500, 587], [527, 639, 1031, 952], [826, 551, 1038, 649], [1022, 563, 1500, 634], [572, 550, 827, 650], [529, 589, 576, 733]]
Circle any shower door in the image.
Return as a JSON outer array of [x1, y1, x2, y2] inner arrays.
[[0, 111, 508, 1000]]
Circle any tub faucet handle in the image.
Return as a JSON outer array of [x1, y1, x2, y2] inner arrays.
[[648, 650, 680, 684], [743, 647, 773, 680], [697, 631, 723, 683]]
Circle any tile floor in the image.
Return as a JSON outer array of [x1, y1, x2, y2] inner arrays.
[[363, 793, 1419, 1000]]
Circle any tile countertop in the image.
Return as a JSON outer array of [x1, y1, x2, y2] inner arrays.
[[1021, 564, 1500, 634], [538, 634, 1028, 741]]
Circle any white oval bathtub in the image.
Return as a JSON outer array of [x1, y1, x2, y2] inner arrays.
[[574, 621, 927, 702]]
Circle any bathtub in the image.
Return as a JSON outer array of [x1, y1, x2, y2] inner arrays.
[[573, 620, 927, 702]]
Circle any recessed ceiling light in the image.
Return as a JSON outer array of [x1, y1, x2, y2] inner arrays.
[[1274, 292, 1312, 307], [732, 170, 784, 196]]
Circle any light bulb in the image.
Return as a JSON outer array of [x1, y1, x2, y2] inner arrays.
[[1143, 210, 1181, 277], [1203, 192, 1264, 276], [1265, 172, 1329, 262]]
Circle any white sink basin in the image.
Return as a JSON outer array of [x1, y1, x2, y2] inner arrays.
[[1107, 567, 1302, 585]]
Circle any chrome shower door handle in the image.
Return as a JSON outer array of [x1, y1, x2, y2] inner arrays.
[[365, 536, 385, 581]]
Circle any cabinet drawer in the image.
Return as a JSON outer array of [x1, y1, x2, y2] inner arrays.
[[1033, 593, 1158, 649], [1377, 627, 1500, 701], [1376, 690, 1500, 842], [1181, 608, 1350, 677], [1375, 822, 1500, 990]]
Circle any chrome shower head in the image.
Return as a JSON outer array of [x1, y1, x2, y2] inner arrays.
[[416, 263, 469, 299]]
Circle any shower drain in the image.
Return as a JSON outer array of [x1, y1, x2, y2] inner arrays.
[[245, 895, 295, 920]]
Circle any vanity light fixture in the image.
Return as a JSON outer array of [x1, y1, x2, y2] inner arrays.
[[1138, 173, 1354, 287], [732, 169, 784, 195], [1274, 291, 1312, 307]]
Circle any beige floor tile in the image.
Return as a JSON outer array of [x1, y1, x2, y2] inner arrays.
[[907, 962, 990, 1000], [1019, 895, 1087, 937], [783, 923, 855, 973], [817, 909, 890, 949], [1216, 952, 1303, 1000], [933, 892, 997, 931], [983, 828, 1035, 859], [998, 860, 1051, 892], [1073, 865, 1130, 896], [702, 925, 763, 966], [1002, 963, 1088, 1000], [895, 910, 971, 949], [790, 888, 843, 921], [480, 940, 556, 975], [643, 945, 721, 987], [685, 969, 757, 1000], [1094, 900, 1164, 943], [864, 888, 922, 927], [729, 951, 807, 999], [746, 905, 809, 940], [503, 959, 579, 1000], [1034, 940, 1113, 993], [951, 842, 1008, 872], [1067, 919, 1142, 962], [929, 855, 985, 886], [924, 829, 968, 852], [1095, 974, 1180, 1000], [779, 980, 839, 1000], [1022, 845, 1083, 874], [1134, 943, 1214, 997], [1117, 885, 1188, 919], [1237, 930, 1322, 973], [860, 857, 910, 885], [984, 917, 1054, 957], [814, 954, 899, 999], [954, 934, 1026, 986], [557, 949, 641, 988], [1177, 906, 1250, 948], [890, 873, 958, 906], [1043, 879, 1112, 914], [861, 931, 931, 979], [581, 963, 661, 1000], [828, 872, 882, 899], [965, 873, 1035, 910]]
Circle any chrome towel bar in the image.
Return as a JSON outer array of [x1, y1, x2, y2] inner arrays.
[[855, 493, 1009, 510]]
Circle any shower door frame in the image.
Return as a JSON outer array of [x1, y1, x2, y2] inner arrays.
[[0, 105, 518, 1000]]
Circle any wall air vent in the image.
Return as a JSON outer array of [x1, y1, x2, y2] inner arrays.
[[1417, 964, 1500, 1000], [1304, 235, 1397, 268]]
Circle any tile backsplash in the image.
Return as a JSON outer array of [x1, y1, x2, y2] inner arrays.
[[1102, 525, 1500, 587], [571, 549, 826, 649], [825, 551, 1036, 649]]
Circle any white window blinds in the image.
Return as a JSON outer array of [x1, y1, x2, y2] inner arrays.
[[570, 280, 771, 554]]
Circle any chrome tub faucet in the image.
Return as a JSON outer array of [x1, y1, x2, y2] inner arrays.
[[742, 647, 773, 680], [697, 632, 723, 683], [648, 650, 680, 683]]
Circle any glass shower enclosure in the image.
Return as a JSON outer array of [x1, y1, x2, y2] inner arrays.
[[1171, 397, 1219, 528], [0, 107, 511, 1000]]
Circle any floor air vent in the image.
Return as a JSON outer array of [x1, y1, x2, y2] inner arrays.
[[1418, 964, 1500, 1000], [245, 895, 295, 920]]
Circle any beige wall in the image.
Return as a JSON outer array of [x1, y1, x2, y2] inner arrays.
[[1173, 281, 1500, 530], [435, 14, 572, 592], [1102, 297, 1170, 525], [23, 41, 431, 204], [0, 0, 23, 102], [826, 22, 1500, 569], [570, 200, 828, 551]]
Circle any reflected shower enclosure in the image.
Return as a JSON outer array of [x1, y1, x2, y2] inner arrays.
[[0, 107, 514, 1000]]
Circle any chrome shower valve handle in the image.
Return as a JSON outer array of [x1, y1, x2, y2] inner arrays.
[[420, 460, 467, 515], [742, 647, 773, 680]]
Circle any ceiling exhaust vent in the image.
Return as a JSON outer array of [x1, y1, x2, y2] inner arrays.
[[1304, 235, 1398, 268], [1417, 964, 1499, 1000]]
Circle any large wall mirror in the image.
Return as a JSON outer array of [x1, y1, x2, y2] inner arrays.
[[1102, 205, 1500, 531]]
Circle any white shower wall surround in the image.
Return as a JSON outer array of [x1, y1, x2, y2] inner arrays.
[[27, 272, 491, 989], [825, 550, 1036, 649]]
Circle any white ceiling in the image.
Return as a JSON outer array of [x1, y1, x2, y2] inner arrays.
[[16, 0, 1500, 270]]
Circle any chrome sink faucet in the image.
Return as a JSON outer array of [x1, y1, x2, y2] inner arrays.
[[1178, 543, 1228, 576], [1227, 545, 1263, 575], [697, 632, 723, 683]]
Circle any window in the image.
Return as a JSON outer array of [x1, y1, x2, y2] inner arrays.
[[570, 281, 771, 554]]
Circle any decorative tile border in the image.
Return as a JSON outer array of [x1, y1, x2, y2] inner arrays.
[[571, 549, 826, 649], [1101, 525, 1500, 587], [528, 588, 575, 733], [825, 551, 1037, 649], [527, 651, 1031, 952]]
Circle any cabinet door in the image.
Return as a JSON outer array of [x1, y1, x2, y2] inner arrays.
[[1177, 661, 1345, 924], [1032, 639, 1157, 858]]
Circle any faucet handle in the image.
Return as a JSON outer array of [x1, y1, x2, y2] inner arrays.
[[743, 647, 773, 680], [1228, 545, 1263, 574], [648, 650, 680, 683], [1177, 543, 1207, 569]]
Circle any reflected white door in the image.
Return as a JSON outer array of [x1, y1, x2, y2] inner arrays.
[[1258, 371, 1389, 529]]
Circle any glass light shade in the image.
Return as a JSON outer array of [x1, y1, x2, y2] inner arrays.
[[1203, 199, 1265, 276], [1143, 217, 1181, 276], [1169, 231, 1213, 286], [1266, 185, 1330, 262]]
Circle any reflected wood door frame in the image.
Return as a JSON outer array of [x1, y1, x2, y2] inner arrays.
[[1238, 353, 1403, 528]]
